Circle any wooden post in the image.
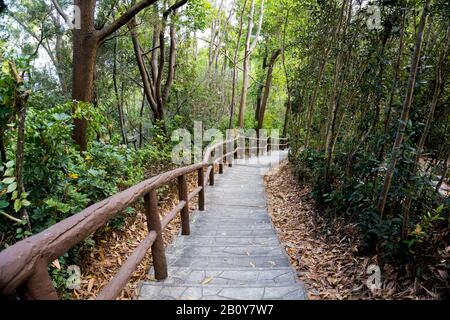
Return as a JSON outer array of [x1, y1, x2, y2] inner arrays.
[[268, 137, 271, 153], [144, 190, 168, 280], [219, 163, 223, 174], [228, 140, 233, 167], [198, 168, 205, 211], [19, 260, 59, 300], [178, 175, 190, 235], [257, 138, 260, 157], [209, 165, 215, 186]]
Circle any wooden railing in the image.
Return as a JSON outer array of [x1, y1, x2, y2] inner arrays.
[[0, 135, 288, 300]]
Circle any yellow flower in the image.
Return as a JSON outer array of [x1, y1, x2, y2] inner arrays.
[[68, 173, 79, 179], [85, 155, 93, 161]]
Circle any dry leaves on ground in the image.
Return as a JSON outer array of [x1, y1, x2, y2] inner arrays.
[[263, 161, 443, 300]]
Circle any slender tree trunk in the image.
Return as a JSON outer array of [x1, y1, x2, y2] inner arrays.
[[9, 62, 30, 229], [377, 0, 432, 219], [304, 1, 344, 147], [255, 49, 268, 122], [378, 11, 407, 162], [228, 0, 247, 129], [257, 49, 281, 133], [281, 7, 291, 139], [238, 0, 264, 128], [129, 20, 160, 119], [139, 90, 146, 148], [113, 36, 128, 145], [401, 25, 449, 238]]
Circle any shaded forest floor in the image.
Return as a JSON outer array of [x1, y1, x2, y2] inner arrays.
[[264, 161, 444, 300]]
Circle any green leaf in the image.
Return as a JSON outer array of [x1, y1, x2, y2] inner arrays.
[[21, 199, 31, 207], [11, 190, 18, 200], [7, 182, 17, 193], [14, 199, 22, 212], [5, 160, 14, 168], [2, 177, 15, 184], [0, 200, 9, 209]]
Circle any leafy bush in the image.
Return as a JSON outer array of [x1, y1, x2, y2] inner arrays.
[[291, 144, 446, 264]]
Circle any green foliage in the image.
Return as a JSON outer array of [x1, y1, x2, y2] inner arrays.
[[183, 0, 214, 31]]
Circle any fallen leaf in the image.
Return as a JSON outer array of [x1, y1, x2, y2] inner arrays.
[[87, 278, 95, 293], [201, 277, 213, 285]]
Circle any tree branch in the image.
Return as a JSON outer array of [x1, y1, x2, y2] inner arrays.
[[249, 0, 264, 53], [98, 0, 158, 42], [163, 0, 188, 19], [51, 0, 70, 25]]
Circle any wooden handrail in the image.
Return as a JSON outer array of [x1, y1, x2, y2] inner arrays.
[[0, 134, 288, 300]]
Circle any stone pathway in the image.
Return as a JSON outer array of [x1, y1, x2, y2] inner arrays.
[[137, 151, 307, 300]]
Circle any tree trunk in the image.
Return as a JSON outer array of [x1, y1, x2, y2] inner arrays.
[[255, 49, 268, 122], [68, 0, 160, 150], [304, 0, 345, 147], [113, 36, 128, 145], [377, 0, 432, 219], [9, 62, 31, 229], [378, 11, 407, 161], [238, 0, 264, 128], [401, 25, 449, 238], [257, 49, 281, 133], [129, 18, 159, 118], [228, 0, 247, 129], [71, 0, 98, 151]]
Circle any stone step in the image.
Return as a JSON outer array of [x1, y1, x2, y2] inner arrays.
[[205, 198, 266, 207], [195, 207, 268, 215], [191, 213, 270, 223], [205, 190, 266, 197], [166, 245, 285, 257], [138, 283, 306, 300], [190, 216, 272, 225], [173, 236, 279, 247], [166, 254, 290, 269], [183, 229, 276, 237], [146, 267, 299, 287]]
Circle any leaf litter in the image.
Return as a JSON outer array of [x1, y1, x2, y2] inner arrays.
[[263, 160, 445, 300]]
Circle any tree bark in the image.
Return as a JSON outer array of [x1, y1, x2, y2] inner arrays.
[[238, 0, 264, 128], [401, 25, 449, 238], [378, 11, 407, 161], [113, 36, 128, 145], [68, 0, 159, 150], [304, 1, 344, 147], [257, 49, 281, 133], [9, 62, 30, 229], [377, 0, 432, 219], [228, 0, 247, 129]]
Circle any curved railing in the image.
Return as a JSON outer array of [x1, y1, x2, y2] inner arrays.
[[0, 135, 288, 300]]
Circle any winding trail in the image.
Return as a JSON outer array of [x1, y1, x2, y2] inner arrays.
[[137, 151, 307, 300]]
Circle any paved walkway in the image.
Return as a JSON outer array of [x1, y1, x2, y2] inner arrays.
[[137, 151, 307, 300]]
